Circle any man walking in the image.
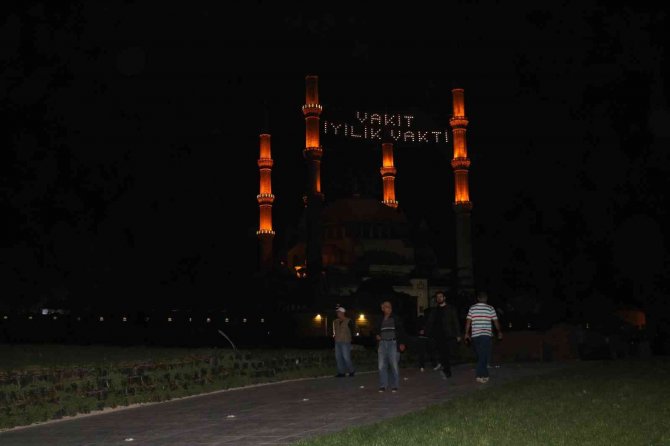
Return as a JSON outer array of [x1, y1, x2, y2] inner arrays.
[[415, 312, 436, 372], [374, 300, 407, 393], [426, 291, 461, 379], [464, 291, 503, 383], [333, 306, 356, 377]]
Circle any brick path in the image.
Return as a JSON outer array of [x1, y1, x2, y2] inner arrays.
[[0, 362, 568, 445]]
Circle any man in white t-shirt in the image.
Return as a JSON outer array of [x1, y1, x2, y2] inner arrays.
[[464, 292, 503, 383]]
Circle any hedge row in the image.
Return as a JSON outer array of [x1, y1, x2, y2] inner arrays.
[[0, 348, 378, 430]]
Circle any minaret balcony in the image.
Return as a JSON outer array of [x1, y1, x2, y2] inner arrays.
[[380, 166, 397, 176], [449, 116, 469, 128], [451, 158, 471, 170], [257, 193, 275, 205], [302, 104, 323, 116], [303, 147, 323, 159], [257, 158, 274, 168], [256, 229, 276, 236], [453, 201, 473, 211]]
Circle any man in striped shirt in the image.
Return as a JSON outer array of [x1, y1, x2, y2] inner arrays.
[[464, 292, 503, 383]]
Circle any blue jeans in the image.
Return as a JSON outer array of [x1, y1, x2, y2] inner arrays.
[[378, 340, 400, 389], [473, 336, 492, 378], [335, 341, 354, 374]]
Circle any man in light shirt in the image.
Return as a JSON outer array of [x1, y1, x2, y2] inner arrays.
[[464, 292, 503, 383]]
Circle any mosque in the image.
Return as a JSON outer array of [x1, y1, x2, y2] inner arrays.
[[254, 75, 475, 331]]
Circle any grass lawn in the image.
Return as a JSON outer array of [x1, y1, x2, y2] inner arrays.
[[295, 358, 670, 446]]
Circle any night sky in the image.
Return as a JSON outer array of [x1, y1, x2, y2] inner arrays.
[[1, 2, 668, 315]]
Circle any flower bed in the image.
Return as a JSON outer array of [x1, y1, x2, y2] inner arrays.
[[0, 348, 378, 429]]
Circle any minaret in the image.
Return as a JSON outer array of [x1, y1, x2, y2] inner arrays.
[[380, 136, 398, 209], [449, 88, 474, 296], [256, 133, 275, 271], [302, 75, 324, 278]]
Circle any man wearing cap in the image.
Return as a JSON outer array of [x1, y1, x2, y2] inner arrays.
[[333, 306, 356, 377]]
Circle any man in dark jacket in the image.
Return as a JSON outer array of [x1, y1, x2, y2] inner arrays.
[[426, 291, 461, 379], [373, 300, 407, 393], [415, 313, 436, 372]]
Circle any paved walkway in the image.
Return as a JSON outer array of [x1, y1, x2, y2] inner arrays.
[[0, 362, 569, 446]]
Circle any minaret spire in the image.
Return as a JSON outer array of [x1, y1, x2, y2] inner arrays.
[[380, 128, 398, 208], [450, 88, 474, 296], [257, 125, 275, 271], [302, 75, 324, 278]]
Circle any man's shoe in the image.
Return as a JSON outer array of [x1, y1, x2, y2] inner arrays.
[[391, 388, 398, 393], [420, 367, 425, 372], [378, 387, 385, 393], [476, 377, 484, 383], [433, 363, 443, 371], [335, 373, 346, 378], [348, 372, 355, 377], [481, 377, 489, 383]]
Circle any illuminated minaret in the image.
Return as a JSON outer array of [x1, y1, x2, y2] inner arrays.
[[302, 75, 324, 277], [380, 135, 398, 209], [449, 88, 474, 296], [256, 133, 275, 271]]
